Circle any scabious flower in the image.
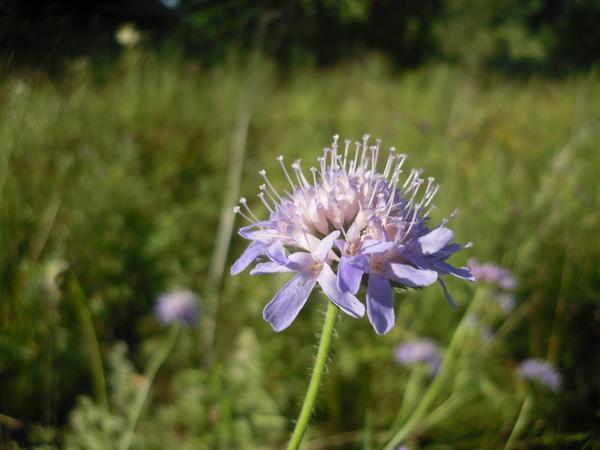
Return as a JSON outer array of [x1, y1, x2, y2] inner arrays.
[[231, 135, 473, 334], [154, 289, 200, 326], [394, 338, 441, 375], [468, 259, 517, 290], [517, 358, 562, 392]]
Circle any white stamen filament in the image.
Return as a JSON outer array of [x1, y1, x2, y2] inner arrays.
[[277, 155, 296, 190], [259, 169, 282, 201]]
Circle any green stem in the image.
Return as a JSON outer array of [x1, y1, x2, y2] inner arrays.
[[287, 301, 338, 450], [69, 275, 109, 411], [383, 289, 485, 450], [504, 396, 533, 450], [119, 324, 181, 450]]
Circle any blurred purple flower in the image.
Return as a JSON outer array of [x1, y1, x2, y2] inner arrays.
[[154, 289, 200, 326], [232, 135, 473, 333], [517, 358, 562, 391], [394, 338, 441, 375], [468, 259, 517, 290], [495, 292, 516, 314]]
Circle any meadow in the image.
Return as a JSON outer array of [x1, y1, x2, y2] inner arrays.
[[0, 52, 599, 449]]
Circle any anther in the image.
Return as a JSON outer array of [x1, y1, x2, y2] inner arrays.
[[259, 169, 282, 201]]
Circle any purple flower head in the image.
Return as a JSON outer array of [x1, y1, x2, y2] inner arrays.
[[231, 135, 473, 333], [394, 338, 441, 375], [495, 293, 516, 314], [468, 259, 517, 290], [154, 289, 200, 326], [517, 358, 562, 392]]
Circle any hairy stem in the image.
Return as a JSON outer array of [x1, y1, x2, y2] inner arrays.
[[287, 301, 338, 450]]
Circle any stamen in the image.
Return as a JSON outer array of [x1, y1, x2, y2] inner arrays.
[[422, 204, 436, 219], [310, 167, 318, 188], [422, 184, 439, 208], [291, 159, 309, 188], [276, 155, 296, 190], [388, 154, 407, 188], [259, 184, 278, 207], [259, 169, 282, 201], [331, 135, 339, 172], [257, 192, 274, 213], [239, 196, 260, 221], [317, 155, 327, 181], [368, 178, 382, 207], [382, 147, 396, 179], [373, 139, 381, 170], [233, 206, 253, 223], [342, 139, 351, 171], [352, 141, 361, 174]]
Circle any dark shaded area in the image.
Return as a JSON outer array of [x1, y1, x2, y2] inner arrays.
[[2, 0, 600, 74]]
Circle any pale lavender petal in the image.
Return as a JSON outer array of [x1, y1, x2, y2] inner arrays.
[[231, 241, 267, 275], [250, 262, 293, 275], [367, 274, 395, 334], [337, 256, 364, 294], [238, 221, 272, 239], [346, 253, 370, 272], [387, 263, 438, 287], [262, 272, 318, 332], [313, 230, 341, 261], [318, 264, 365, 318], [418, 227, 454, 255], [361, 240, 396, 254], [286, 252, 316, 271], [266, 240, 288, 264]]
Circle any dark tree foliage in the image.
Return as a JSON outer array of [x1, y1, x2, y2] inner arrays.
[[1, 0, 600, 72]]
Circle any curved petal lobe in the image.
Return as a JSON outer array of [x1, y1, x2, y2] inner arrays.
[[313, 230, 341, 261], [266, 240, 288, 265], [418, 227, 454, 255], [231, 241, 267, 275], [262, 273, 318, 332], [250, 262, 293, 275], [318, 264, 365, 318], [366, 274, 395, 335], [388, 263, 438, 287], [337, 256, 363, 295]]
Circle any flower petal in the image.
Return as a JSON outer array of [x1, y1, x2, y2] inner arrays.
[[286, 252, 316, 271], [418, 227, 454, 255], [313, 230, 341, 261], [318, 264, 365, 318], [387, 263, 438, 287], [431, 260, 475, 281], [250, 262, 293, 275], [266, 240, 288, 265], [366, 274, 395, 335], [231, 241, 267, 275], [337, 256, 364, 294], [238, 221, 273, 239], [262, 272, 318, 332], [361, 240, 396, 254]]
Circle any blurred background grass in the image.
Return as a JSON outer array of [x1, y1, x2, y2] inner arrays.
[[1, 1, 600, 449]]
